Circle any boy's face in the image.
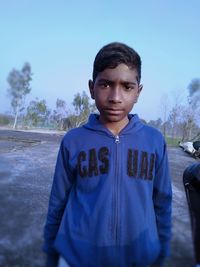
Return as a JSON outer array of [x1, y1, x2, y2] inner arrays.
[[89, 63, 143, 125]]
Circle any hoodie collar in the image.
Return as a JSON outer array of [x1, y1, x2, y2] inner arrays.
[[83, 113, 143, 136]]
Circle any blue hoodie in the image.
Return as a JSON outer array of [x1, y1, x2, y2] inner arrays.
[[43, 114, 172, 267]]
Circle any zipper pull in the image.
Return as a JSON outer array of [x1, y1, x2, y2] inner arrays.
[[115, 135, 120, 144]]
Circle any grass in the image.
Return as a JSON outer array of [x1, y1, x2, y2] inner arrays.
[[166, 136, 180, 146]]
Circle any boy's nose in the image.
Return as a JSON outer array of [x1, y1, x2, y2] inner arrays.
[[108, 87, 122, 103]]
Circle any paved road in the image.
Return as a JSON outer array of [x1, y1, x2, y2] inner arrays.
[[0, 129, 199, 267]]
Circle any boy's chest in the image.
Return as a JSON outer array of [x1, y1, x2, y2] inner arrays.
[[70, 144, 157, 181]]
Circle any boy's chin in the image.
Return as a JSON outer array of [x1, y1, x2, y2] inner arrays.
[[100, 114, 129, 124]]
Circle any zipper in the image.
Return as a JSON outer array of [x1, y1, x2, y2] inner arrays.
[[115, 135, 120, 144], [113, 135, 120, 243]]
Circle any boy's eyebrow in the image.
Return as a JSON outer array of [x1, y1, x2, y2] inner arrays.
[[97, 78, 138, 85], [123, 81, 138, 85], [97, 79, 112, 83]]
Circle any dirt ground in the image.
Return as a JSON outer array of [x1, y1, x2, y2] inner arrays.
[[0, 129, 199, 267]]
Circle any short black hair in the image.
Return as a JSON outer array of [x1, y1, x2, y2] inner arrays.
[[92, 42, 142, 83]]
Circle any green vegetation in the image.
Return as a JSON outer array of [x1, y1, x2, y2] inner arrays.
[[0, 114, 13, 126], [165, 137, 180, 146]]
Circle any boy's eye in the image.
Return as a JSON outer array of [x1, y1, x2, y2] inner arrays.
[[125, 85, 134, 91], [100, 83, 110, 88]]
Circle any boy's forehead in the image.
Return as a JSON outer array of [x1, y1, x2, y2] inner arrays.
[[95, 64, 139, 82]]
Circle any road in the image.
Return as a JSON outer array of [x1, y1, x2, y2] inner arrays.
[[0, 129, 199, 267]]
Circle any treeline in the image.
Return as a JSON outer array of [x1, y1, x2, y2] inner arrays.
[[2, 62, 96, 131], [1, 63, 200, 142], [0, 92, 96, 131], [157, 78, 200, 142], [148, 117, 200, 143]]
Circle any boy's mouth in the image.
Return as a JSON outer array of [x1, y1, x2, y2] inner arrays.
[[105, 108, 123, 111], [104, 108, 123, 115]]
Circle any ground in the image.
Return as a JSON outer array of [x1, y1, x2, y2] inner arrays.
[[0, 129, 199, 267]]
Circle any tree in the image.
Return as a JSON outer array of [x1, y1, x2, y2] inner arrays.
[[176, 105, 195, 141], [72, 91, 96, 127], [0, 114, 13, 126], [51, 98, 69, 129], [73, 91, 90, 115], [168, 104, 183, 140], [188, 79, 200, 124], [7, 63, 32, 129], [25, 98, 51, 127], [148, 118, 163, 130], [160, 94, 170, 137], [188, 79, 200, 99], [166, 90, 187, 140], [174, 78, 200, 140]]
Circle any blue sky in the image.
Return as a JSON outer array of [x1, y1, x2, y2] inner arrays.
[[0, 0, 199, 121]]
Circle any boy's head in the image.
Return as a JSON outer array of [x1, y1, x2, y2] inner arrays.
[[89, 42, 143, 132], [92, 42, 141, 84]]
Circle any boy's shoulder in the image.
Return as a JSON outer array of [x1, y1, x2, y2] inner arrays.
[[139, 122, 166, 146], [142, 123, 163, 136], [62, 125, 85, 140], [61, 124, 91, 147], [128, 114, 164, 141]]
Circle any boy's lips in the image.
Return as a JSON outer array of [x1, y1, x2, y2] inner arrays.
[[104, 108, 124, 115]]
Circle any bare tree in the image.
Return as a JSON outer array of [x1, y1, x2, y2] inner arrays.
[[178, 105, 196, 141], [167, 80, 200, 141], [160, 93, 170, 137]]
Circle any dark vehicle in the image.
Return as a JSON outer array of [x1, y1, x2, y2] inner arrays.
[[183, 163, 200, 266]]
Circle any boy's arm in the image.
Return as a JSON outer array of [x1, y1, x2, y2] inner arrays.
[[43, 139, 73, 266], [152, 142, 172, 267]]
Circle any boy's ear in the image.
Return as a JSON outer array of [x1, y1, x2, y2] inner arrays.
[[137, 84, 143, 95], [134, 84, 143, 104], [89, 80, 95, 99]]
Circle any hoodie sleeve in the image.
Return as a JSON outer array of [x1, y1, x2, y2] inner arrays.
[[43, 138, 73, 263], [152, 141, 172, 267]]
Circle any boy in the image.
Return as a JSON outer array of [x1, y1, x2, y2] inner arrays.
[[43, 42, 172, 267]]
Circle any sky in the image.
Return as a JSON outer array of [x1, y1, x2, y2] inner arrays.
[[0, 0, 200, 121]]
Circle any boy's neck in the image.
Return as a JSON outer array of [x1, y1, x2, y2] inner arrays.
[[99, 116, 129, 136]]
